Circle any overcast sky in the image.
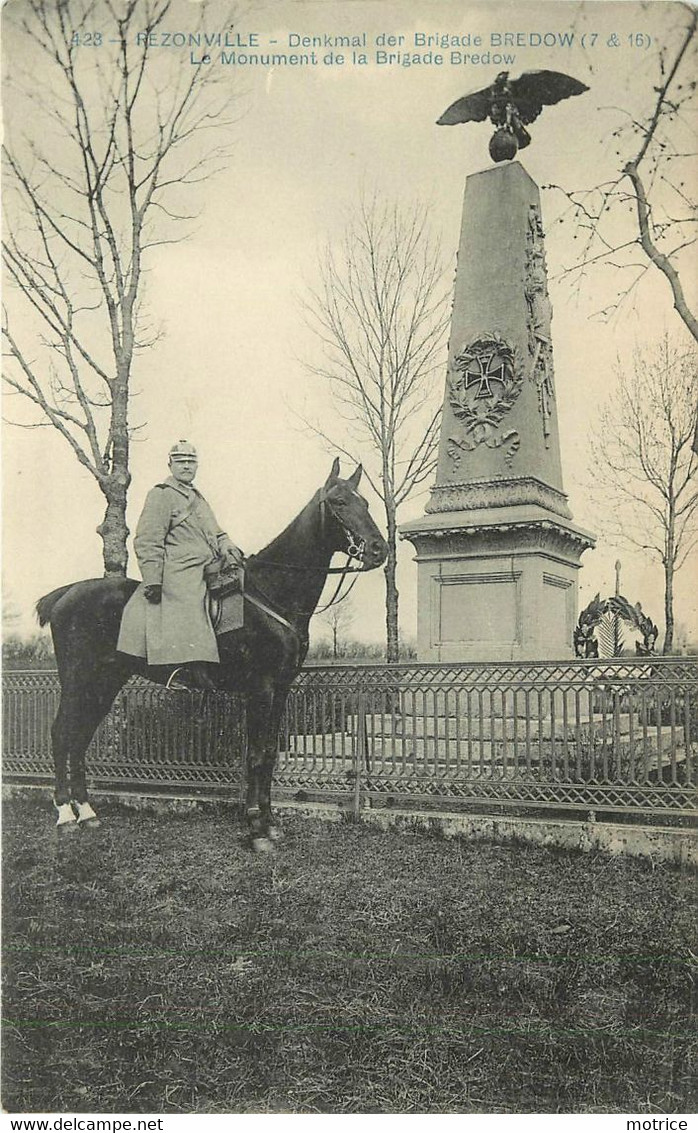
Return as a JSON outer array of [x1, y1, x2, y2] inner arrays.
[[2, 0, 697, 647]]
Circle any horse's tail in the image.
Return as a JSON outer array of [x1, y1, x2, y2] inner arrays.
[[36, 584, 74, 627]]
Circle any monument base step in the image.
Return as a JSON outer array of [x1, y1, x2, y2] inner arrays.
[[285, 728, 689, 770]]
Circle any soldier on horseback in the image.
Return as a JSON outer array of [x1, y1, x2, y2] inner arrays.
[[38, 458, 387, 844], [117, 440, 243, 689]]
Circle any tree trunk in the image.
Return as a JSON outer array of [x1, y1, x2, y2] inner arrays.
[[663, 502, 677, 655], [663, 558, 674, 654], [97, 359, 132, 576], [96, 478, 130, 576], [384, 504, 399, 662]]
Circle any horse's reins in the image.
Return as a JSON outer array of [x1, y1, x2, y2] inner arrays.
[[214, 491, 369, 632]]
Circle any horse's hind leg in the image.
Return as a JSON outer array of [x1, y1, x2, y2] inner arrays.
[[52, 702, 79, 831], [52, 702, 73, 809], [51, 700, 86, 832], [66, 709, 101, 809], [52, 675, 125, 828]]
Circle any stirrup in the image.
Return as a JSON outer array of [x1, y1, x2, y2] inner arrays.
[[165, 667, 186, 691], [165, 665, 216, 692]]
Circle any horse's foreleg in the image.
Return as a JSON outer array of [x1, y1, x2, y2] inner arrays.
[[245, 684, 276, 851], [259, 762, 280, 841], [259, 686, 291, 842]]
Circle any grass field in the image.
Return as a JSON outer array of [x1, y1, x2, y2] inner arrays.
[[2, 793, 696, 1114]]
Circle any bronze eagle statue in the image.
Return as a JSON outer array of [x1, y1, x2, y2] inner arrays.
[[437, 70, 589, 162]]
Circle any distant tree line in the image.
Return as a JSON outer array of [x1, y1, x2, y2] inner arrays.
[[1, 630, 419, 670], [3, 634, 55, 670], [307, 637, 417, 664]]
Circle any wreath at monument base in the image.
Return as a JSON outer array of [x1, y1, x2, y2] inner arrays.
[[573, 594, 659, 658]]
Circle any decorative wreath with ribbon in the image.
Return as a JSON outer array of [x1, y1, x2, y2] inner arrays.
[[573, 594, 659, 658]]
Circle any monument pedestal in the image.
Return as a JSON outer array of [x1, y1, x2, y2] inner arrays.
[[400, 161, 594, 660], [402, 507, 592, 662]]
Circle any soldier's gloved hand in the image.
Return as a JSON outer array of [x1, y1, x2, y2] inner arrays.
[[144, 584, 162, 604]]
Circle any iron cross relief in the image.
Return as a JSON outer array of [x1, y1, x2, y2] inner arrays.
[[462, 352, 506, 398]]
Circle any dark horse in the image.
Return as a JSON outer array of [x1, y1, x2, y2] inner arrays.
[[36, 460, 387, 851]]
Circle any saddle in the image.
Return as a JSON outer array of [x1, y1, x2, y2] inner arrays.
[[207, 564, 244, 635]]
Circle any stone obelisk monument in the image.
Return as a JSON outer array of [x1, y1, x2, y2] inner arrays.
[[401, 84, 595, 660]]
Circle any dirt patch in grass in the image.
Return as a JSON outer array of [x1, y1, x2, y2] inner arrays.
[[2, 794, 696, 1114]]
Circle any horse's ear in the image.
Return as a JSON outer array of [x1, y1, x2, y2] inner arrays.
[[347, 464, 363, 489], [326, 457, 340, 484]]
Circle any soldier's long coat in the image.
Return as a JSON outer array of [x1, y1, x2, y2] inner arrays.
[[117, 477, 239, 665]]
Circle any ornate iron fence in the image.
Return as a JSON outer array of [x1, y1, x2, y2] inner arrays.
[[2, 672, 246, 798], [3, 660, 697, 820]]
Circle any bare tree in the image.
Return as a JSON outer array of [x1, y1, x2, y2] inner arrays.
[[320, 599, 354, 660], [555, 8, 696, 326], [2, 0, 238, 574], [589, 336, 698, 653], [547, 5, 698, 456], [302, 195, 450, 661], [547, 7, 697, 340]]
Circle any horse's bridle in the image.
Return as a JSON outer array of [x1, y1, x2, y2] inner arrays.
[[249, 488, 370, 576], [318, 489, 369, 573]]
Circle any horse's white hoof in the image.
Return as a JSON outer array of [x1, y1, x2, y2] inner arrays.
[[74, 801, 100, 827], [55, 803, 78, 832], [267, 825, 283, 843], [252, 836, 275, 854]]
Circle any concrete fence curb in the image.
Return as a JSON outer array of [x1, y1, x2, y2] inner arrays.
[[5, 784, 695, 867]]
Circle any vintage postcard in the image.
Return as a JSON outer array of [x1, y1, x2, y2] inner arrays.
[[2, 0, 696, 1122]]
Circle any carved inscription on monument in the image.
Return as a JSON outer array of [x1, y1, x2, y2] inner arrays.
[[447, 333, 522, 470], [524, 204, 555, 446]]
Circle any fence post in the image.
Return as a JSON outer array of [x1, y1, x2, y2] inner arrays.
[[613, 687, 622, 779], [238, 704, 248, 813], [353, 692, 368, 819]]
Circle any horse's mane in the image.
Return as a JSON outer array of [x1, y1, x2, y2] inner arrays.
[[246, 490, 321, 568]]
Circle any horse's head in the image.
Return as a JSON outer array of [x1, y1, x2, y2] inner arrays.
[[321, 459, 388, 570]]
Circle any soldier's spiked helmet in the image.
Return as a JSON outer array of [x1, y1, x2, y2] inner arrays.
[[168, 439, 197, 461]]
